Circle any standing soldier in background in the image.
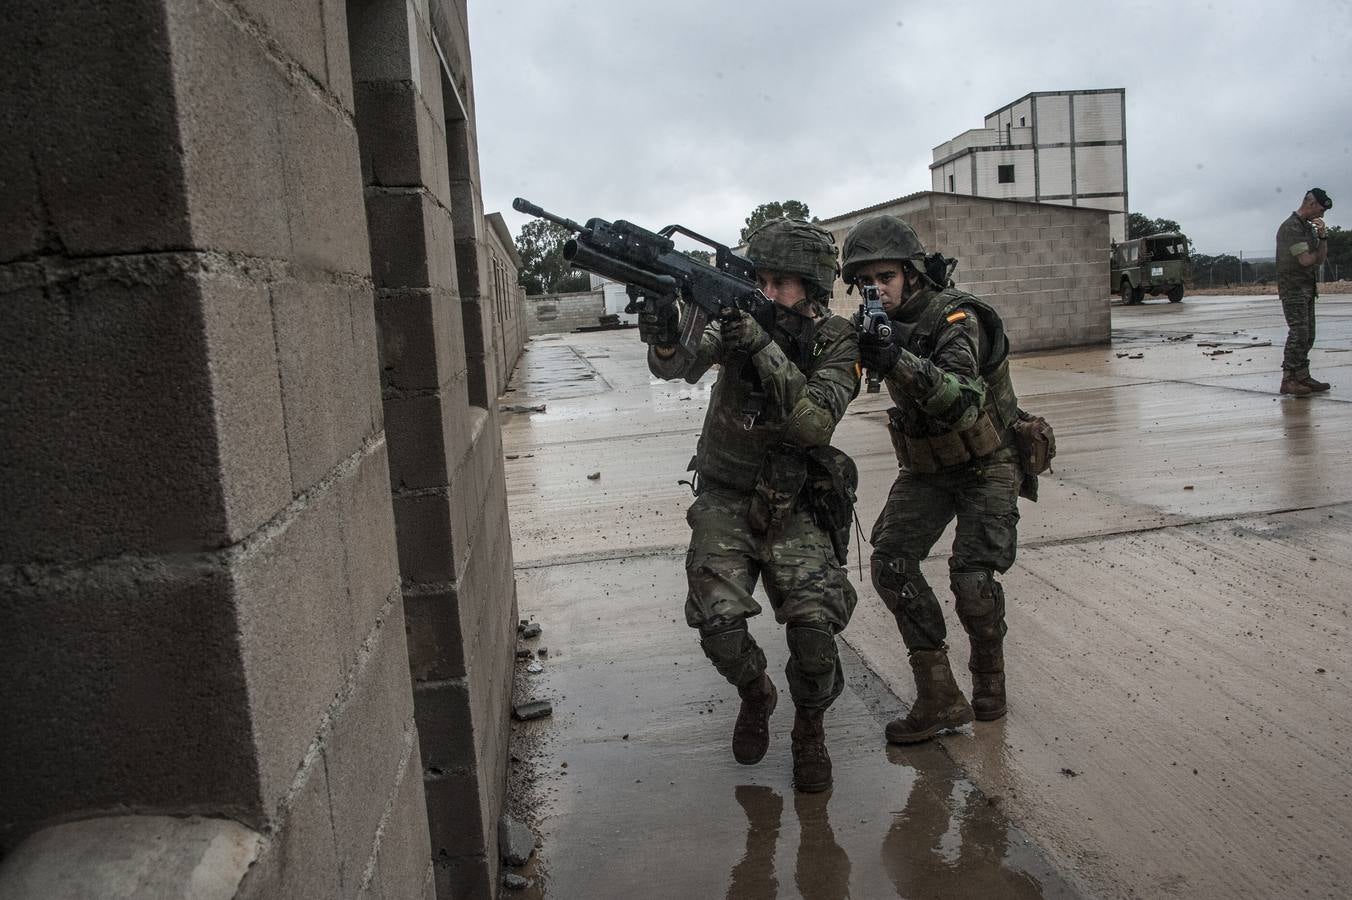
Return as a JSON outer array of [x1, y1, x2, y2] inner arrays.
[[639, 219, 860, 792], [843, 215, 1024, 744], [1276, 188, 1334, 396]]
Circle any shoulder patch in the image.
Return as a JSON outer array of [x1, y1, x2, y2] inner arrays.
[[946, 311, 968, 324]]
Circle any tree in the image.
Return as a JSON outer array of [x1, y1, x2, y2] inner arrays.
[[680, 249, 713, 264], [514, 219, 590, 295], [1127, 212, 1182, 239], [740, 200, 811, 243], [1325, 225, 1351, 281]]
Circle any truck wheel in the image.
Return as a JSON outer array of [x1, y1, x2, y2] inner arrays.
[[1167, 286, 1184, 303], [1121, 278, 1142, 304]]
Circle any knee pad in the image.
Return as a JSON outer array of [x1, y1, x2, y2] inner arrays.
[[951, 570, 1006, 640], [786, 623, 837, 677], [698, 618, 766, 686], [870, 556, 931, 614]]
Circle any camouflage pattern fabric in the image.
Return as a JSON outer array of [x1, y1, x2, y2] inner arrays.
[[870, 286, 1021, 651], [1276, 212, 1321, 373], [685, 486, 857, 708], [650, 302, 861, 710]]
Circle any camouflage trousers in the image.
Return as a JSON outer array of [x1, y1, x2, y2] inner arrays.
[[684, 487, 857, 710], [1281, 287, 1318, 373], [868, 451, 1020, 652]]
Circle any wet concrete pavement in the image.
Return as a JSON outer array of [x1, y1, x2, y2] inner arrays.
[[500, 293, 1352, 898]]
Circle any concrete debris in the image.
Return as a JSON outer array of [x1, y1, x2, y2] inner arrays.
[[498, 815, 537, 866], [519, 622, 542, 639], [506, 454, 520, 460], [502, 874, 531, 891], [587, 471, 601, 480], [1165, 333, 1194, 342], [538, 647, 549, 658], [1060, 768, 1080, 777], [515, 647, 533, 659], [526, 662, 544, 674], [501, 404, 547, 413], [512, 700, 553, 721]]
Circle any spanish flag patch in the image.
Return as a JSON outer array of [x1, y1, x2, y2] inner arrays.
[[946, 311, 968, 324]]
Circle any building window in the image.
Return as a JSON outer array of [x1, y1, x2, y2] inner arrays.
[[948, 174, 955, 192], [998, 164, 1015, 184], [1019, 116, 1026, 126]]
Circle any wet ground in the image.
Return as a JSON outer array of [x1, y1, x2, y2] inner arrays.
[[500, 293, 1352, 899]]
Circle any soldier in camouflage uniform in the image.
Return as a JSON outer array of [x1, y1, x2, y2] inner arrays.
[[1276, 188, 1334, 396], [639, 219, 861, 792], [843, 215, 1023, 743]]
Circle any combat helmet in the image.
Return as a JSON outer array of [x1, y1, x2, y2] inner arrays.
[[841, 215, 927, 284], [745, 218, 840, 299]]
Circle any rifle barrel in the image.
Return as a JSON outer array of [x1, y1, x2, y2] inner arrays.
[[513, 197, 584, 234]]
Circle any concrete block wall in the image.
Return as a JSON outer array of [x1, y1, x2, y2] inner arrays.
[[351, 0, 519, 896], [0, 0, 430, 896], [485, 212, 528, 386], [525, 289, 608, 335], [823, 192, 1111, 352]]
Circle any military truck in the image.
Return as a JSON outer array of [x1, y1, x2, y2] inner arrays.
[[1111, 233, 1189, 303]]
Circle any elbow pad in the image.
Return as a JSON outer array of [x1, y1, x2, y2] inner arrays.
[[784, 396, 836, 446]]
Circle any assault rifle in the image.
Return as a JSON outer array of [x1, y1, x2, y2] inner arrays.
[[512, 198, 774, 359], [852, 285, 892, 394]]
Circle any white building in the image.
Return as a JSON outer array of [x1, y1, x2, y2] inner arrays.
[[930, 89, 1128, 243]]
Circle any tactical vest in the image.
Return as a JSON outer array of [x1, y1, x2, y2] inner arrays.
[[889, 288, 1020, 472], [693, 311, 855, 493]]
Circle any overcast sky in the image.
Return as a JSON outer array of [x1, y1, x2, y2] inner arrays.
[[470, 0, 1352, 255]]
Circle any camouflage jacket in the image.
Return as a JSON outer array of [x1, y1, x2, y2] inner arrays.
[[1275, 212, 1319, 296], [882, 286, 1018, 439], [649, 303, 861, 492]]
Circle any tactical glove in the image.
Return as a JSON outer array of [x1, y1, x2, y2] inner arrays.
[[859, 329, 901, 378], [638, 301, 680, 346], [722, 310, 773, 355]]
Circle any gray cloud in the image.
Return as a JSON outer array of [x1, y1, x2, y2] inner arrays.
[[472, 0, 1352, 253]]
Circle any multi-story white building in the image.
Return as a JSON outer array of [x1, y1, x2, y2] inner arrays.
[[930, 89, 1128, 243]]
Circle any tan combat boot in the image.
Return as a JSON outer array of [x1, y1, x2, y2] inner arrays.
[[886, 647, 975, 744], [1301, 369, 1331, 392], [1280, 371, 1313, 396], [732, 674, 777, 765], [968, 639, 1007, 721], [791, 706, 831, 792]]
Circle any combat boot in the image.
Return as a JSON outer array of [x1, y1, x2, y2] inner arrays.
[[1300, 370, 1331, 392], [791, 706, 831, 793], [886, 647, 974, 744], [968, 639, 1007, 721], [1280, 372, 1313, 396], [732, 674, 777, 765]]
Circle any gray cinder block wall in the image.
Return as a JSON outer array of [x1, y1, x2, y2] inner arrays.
[[485, 212, 527, 385], [525, 289, 607, 336], [0, 1, 524, 898], [822, 191, 1112, 351], [349, 0, 519, 896]]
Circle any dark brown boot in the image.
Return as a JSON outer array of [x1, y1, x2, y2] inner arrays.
[[791, 706, 831, 793], [733, 674, 777, 765], [968, 639, 1007, 721], [1301, 371, 1331, 392], [1280, 372, 1313, 396], [886, 647, 974, 744]]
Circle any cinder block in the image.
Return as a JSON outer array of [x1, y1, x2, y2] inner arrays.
[[272, 278, 380, 492], [367, 190, 456, 290], [15, 0, 193, 258], [346, 0, 415, 83], [167, 0, 291, 260], [279, 82, 371, 275], [404, 588, 466, 681], [232, 486, 348, 815], [237, 755, 341, 900], [0, 132, 41, 263], [413, 680, 477, 774], [364, 742, 432, 900], [232, 0, 326, 80], [422, 773, 487, 862], [385, 394, 451, 490], [434, 856, 492, 900], [323, 612, 416, 893], [0, 256, 289, 563], [355, 81, 429, 189], [0, 556, 262, 851], [392, 493, 462, 584], [375, 289, 456, 392], [338, 443, 400, 653]]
